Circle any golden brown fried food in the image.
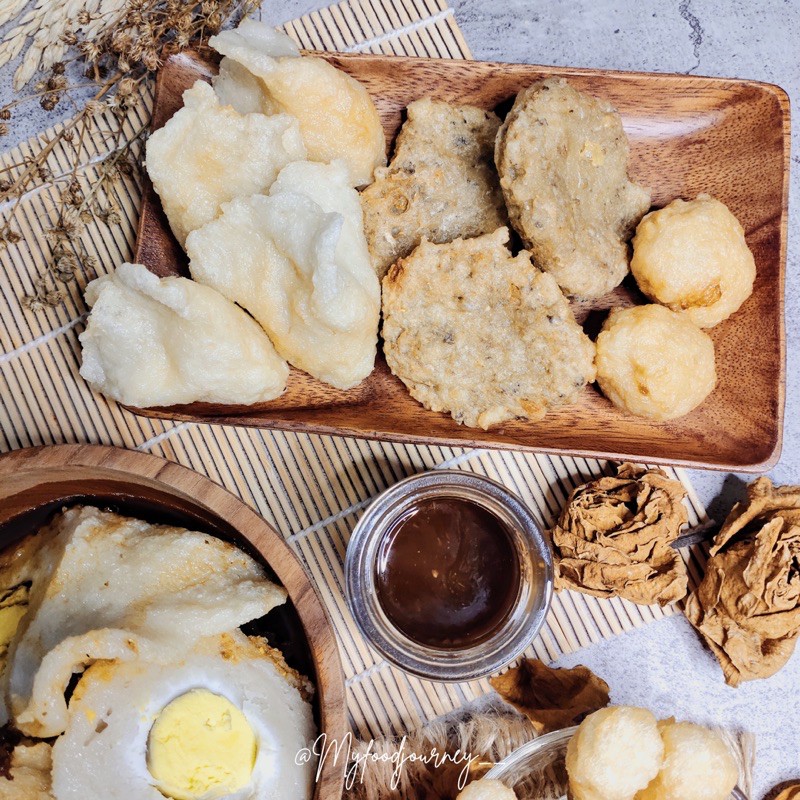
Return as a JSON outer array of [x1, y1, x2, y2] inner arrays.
[[595, 305, 716, 421], [567, 706, 664, 800], [381, 227, 596, 429], [361, 98, 508, 278], [496, 78, 651, 298], [635, 720, 738, 800], [631, 194, 756, 328]]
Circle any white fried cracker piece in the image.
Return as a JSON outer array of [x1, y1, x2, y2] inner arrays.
[[145, 80, 305, 246], [210, 21, 385, 186], [79, 262, 289, 407], [187, 160, 380, 390]]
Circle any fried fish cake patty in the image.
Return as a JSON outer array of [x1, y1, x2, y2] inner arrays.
[[361, 98, 508, 278], [496, 78, 651, 299], [381, 227, 596, 429]]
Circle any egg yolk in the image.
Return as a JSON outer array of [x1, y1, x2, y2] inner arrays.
[[147, 689, 257, 800], [0, 584, 29, 664]]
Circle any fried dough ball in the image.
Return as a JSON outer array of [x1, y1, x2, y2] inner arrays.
[[595, 305, 716, 421], [456, 779, 517, 800], [635, 720, 738, 800], [567, 706, 664, 800], [496, 78, 651, 299], [631, 194, 756, 328]]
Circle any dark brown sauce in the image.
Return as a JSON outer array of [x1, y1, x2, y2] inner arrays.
[[375, 497, 521, 649]]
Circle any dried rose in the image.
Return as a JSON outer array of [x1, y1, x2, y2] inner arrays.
[[490, 659, 610, 734], [551, 463, 689, 606], [685, 477, 800, 686]]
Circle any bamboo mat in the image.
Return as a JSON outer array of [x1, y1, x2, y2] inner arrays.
[[0, 0, 710, 740]]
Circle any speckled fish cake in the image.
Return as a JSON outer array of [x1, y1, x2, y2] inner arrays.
[[381, 227, 596, 429], [495, 78, 651, 299], [361, 98, 508, 278]]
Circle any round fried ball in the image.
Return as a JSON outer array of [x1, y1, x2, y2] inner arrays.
[[566, 706, 664, 800], [631, 194, 756, 328], [595, 305, 716, 421], [636, 720, 738, 800], [457, 779, 517, 800]]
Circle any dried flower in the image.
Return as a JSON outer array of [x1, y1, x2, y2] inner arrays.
[[0, 0, 257, 311], [491, 660, 610, 734], [685, 477, 800, 686], [551, 463, 689, 606]]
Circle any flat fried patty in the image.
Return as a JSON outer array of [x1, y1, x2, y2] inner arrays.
[[361, 98, 508, 278], [381, 227, 596, 429], [495, 78, 651, 299]]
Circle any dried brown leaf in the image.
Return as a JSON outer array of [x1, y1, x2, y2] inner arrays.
[[551, 463, 689, 606], [685, 477, 800, 686], [490, 659, 610, 734]]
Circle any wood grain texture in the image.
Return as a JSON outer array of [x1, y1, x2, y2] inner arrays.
[[134, 51, 790, 472], [0, 444, 346, 800]]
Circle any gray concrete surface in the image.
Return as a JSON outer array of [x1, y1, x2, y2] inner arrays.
[[1, 1, 797, 795]]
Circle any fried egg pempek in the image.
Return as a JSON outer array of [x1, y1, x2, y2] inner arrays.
[[210, 21, 385, 186], [79, 262, 289, 407], [51, 632, 316, 800], [145, 80, 305, 246], [7, 506, 287, 738], [187, 160, 380, 390]]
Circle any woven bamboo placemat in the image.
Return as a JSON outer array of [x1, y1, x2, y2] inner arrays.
[[0, 0, 709, 740]]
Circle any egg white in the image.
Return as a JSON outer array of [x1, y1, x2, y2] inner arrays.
[[50, 632, 315, 800]]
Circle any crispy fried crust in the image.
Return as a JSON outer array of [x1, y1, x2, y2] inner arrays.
[[496, 78, 651, 299], [361, 98, 508, 278], [381, 227, 596, 429]]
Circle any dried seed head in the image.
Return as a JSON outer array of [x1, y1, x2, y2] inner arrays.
[[111, 30, 133, 53], [0, 107, 11, 121], [142, 51, 160, 71], [117, 77, 137, 97], [0, 123, 8, 137]]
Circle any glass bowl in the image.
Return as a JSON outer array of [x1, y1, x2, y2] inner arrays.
[[345, 470, 553, 682], [484, 726, 749, 799]]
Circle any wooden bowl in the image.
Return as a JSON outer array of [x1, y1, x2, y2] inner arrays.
[[134, 51, 789, 472], [0, 444, 346, 800]]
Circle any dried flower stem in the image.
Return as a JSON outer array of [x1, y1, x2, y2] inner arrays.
[[1, 0, 257, 309]]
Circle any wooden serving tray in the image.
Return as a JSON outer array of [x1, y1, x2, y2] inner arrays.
[[0, 445, 346, 800], [134, 51, 789, 472]]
